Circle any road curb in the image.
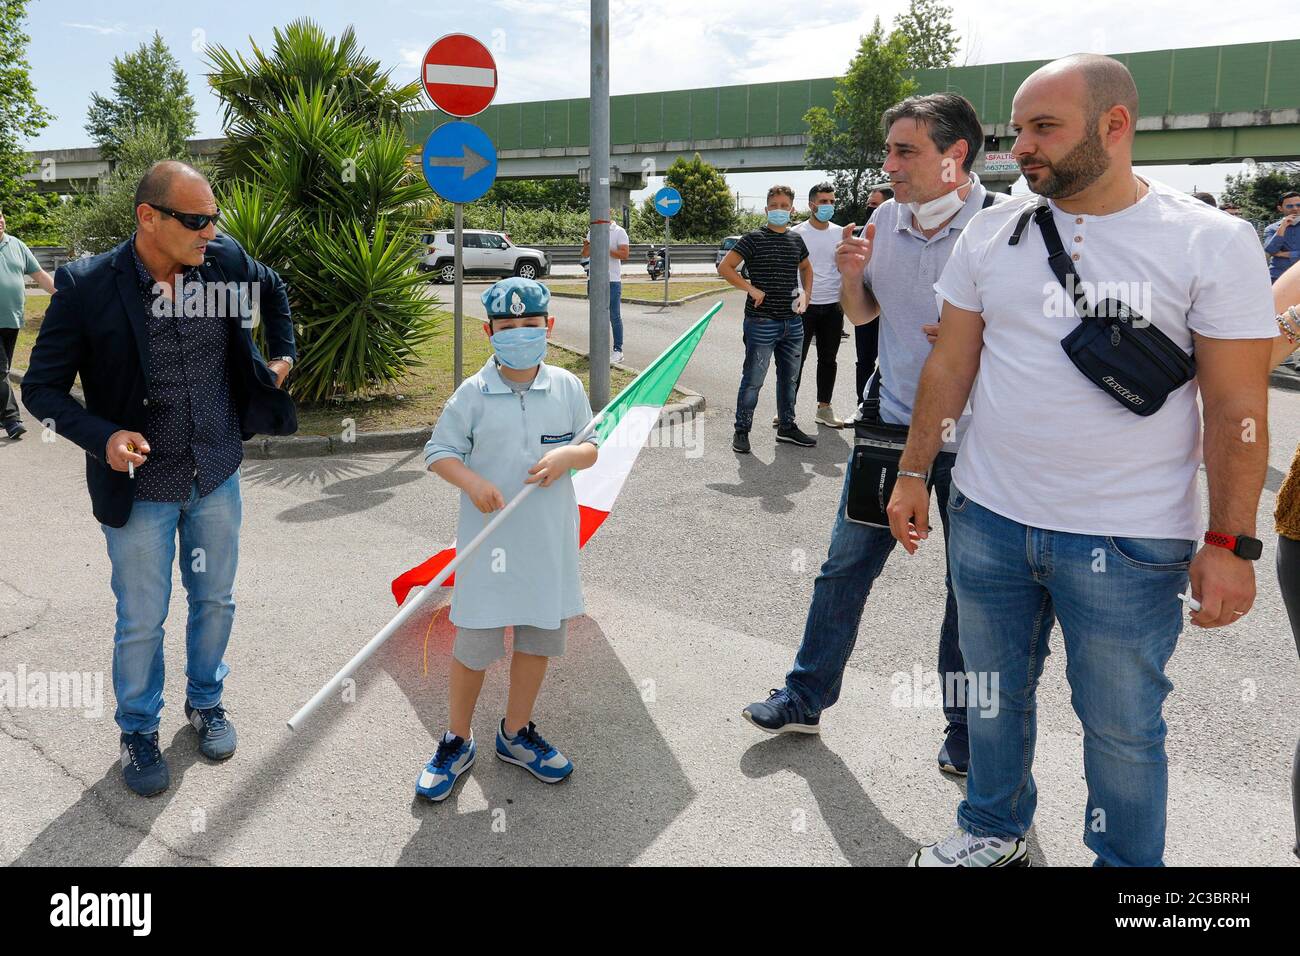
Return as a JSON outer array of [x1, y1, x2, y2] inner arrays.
[[8, 340, 706, 460]]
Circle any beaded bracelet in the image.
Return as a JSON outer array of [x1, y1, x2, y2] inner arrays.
[[1278, 305, 1300, 344]]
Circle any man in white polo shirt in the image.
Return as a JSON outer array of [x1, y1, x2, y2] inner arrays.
[[890, 54, 1276, 867]]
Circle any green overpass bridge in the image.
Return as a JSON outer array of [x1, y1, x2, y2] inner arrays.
[[25, 39, 1300, 205]]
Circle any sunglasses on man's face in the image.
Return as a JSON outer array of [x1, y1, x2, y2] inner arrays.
[[148, 203, 221, 231]]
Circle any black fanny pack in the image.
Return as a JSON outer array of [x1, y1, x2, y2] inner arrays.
[[845, 375, 935, 527], [1018, 203, 1195, 417]]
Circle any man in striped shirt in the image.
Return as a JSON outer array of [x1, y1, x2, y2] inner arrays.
[[718, 185, 816, 453]]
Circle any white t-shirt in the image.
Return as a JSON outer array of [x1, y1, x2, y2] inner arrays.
[[585, 222, 630, 282], [791, 219, 843, 305], [934, 177, 1277, 539]]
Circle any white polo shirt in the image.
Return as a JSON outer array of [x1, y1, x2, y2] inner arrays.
[[935, 177, 1277, 539], [585, 222, 630, 282]]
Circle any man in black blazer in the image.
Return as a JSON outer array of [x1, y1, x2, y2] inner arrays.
[[22, 160, 297, 796]]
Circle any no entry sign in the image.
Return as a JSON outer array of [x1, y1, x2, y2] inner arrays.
[[421, 34, 498, 117]]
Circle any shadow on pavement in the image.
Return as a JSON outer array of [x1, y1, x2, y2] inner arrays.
[[705, 429, 850, 515], [266, 450, 427, 523], [739, 733, 914, 865], [388, 603, 695, 866], [10, 725, 207, 866]]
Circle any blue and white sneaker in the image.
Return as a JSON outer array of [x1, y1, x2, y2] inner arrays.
[[909, 826, 1029, 867], [495, 720, 573, 783], [184, 700, 237, 760], [416, 733, 476, 802], [937, 722, 969, 776], [742, 688, 820, 734]]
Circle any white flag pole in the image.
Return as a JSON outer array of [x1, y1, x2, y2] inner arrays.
[[286, 409, 606, 731]]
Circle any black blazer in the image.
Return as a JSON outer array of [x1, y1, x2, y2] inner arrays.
[[22, 233, 298, 528]]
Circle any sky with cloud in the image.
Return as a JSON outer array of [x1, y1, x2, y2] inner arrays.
[[22, 1, 1294, 207]]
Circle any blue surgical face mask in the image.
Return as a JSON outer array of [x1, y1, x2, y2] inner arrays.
[[490, 324, 548, 369], [814, 204, 835, 222], [766, 208, 791, 227]]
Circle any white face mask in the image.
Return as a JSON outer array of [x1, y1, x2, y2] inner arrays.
[[906, 175, 974, 229]]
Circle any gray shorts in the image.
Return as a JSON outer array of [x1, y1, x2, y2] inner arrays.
[[452, 620, 569, 670]]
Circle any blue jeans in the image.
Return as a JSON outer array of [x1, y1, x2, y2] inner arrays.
[[947, 486, 1192, 867], [786, 450, 964, 725], [734, 316, 803, 432], [101, 472, 242, 733], [609, 281, 623, 351], [588, 279, 623, 350]]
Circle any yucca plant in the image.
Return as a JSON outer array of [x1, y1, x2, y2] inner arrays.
[[206, 18, 438, 402]]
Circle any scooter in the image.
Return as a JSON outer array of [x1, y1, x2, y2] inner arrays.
[[646, 244, 669, 281]]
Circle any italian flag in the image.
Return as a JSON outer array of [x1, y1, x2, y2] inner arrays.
[[389, 301, 722, 606]]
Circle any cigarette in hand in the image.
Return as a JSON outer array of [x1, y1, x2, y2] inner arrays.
[[126, 441, 136, 479], [1177, 590, 1201, 613]]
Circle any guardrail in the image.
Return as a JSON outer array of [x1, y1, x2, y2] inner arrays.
[[535, 242, 720, 265]]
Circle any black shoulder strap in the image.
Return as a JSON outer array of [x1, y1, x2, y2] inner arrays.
[[981, 191, 996, 209], [1032, 204, 1092, 321]]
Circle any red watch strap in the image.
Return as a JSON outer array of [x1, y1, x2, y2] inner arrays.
[[1204, 531, 1238, 551]]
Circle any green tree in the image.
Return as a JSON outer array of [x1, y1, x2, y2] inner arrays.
[[206, 19, 437, 402], [481, 178, 588, 211], [56, 122, 203, 254], [1222, 165, 1300, 231], [631, 153, 736, 241], [0, 0, 53, 214], [85, 32, 197, 161], [803, 19, 915, 224], [893, 0, 960, 69]]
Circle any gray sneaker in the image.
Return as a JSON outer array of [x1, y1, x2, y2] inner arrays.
[[814, 406, 845, 428], [909, 827, 1029, 867], [185, 701, 237, 760]]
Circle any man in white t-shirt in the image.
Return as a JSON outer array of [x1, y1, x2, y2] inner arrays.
[[890, 54, 1276, 868], [790, 183, 847, 428], [582, 210, 631, 364]]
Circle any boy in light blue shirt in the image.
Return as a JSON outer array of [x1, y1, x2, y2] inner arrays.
[[417, 276, 599, 802]]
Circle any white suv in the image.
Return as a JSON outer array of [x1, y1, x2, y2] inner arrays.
[[419, 230, 550, 283]]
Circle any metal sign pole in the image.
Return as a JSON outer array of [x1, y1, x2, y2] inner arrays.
[[454, 202, 464, 387], [663, 214, 670, 305]]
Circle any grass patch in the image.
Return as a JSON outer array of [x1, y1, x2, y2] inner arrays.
[[294, 314, 648, 436], [12, 296, 668, 437], [546, 279, 734, 301]]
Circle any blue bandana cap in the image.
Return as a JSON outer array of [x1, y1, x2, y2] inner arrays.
[[481, 276, 551, 319]]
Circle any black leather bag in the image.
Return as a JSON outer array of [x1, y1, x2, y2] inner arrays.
[[845, 376, 935, 527], [1029, 204, 1195, 417]]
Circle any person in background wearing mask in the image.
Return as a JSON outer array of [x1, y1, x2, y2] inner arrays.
[[582, 209, 631, 365], [718, 185, 815, 454], [742, 94, 1003, 783], [0, 205, 56, 439], [417, 275, 599, 802], [1265, 192, 1300, 281], [789, 183, 848, 429]]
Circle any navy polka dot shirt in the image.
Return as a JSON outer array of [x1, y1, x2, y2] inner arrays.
[[130, 240, 243, 502]]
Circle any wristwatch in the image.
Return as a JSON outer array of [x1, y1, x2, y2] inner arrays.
[[271, 356, 294, 369], [1203, 531, 1262, 561]]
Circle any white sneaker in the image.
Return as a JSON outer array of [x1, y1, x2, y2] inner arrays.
[[815, 406, 845, 428], [908, 826, 1029, 867], [611, 349, 624, 365]]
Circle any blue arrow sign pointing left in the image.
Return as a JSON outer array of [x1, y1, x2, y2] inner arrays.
[[654, 186, 683, 217], [423, 121, 497, 204]]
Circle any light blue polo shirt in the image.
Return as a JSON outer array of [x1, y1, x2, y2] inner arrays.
[[0, 234, 40, 330], [863, 179, 1007, 447], [424, 357, 599, 630]]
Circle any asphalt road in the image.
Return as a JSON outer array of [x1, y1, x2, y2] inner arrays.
[[1, 289, 1297, 866]]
